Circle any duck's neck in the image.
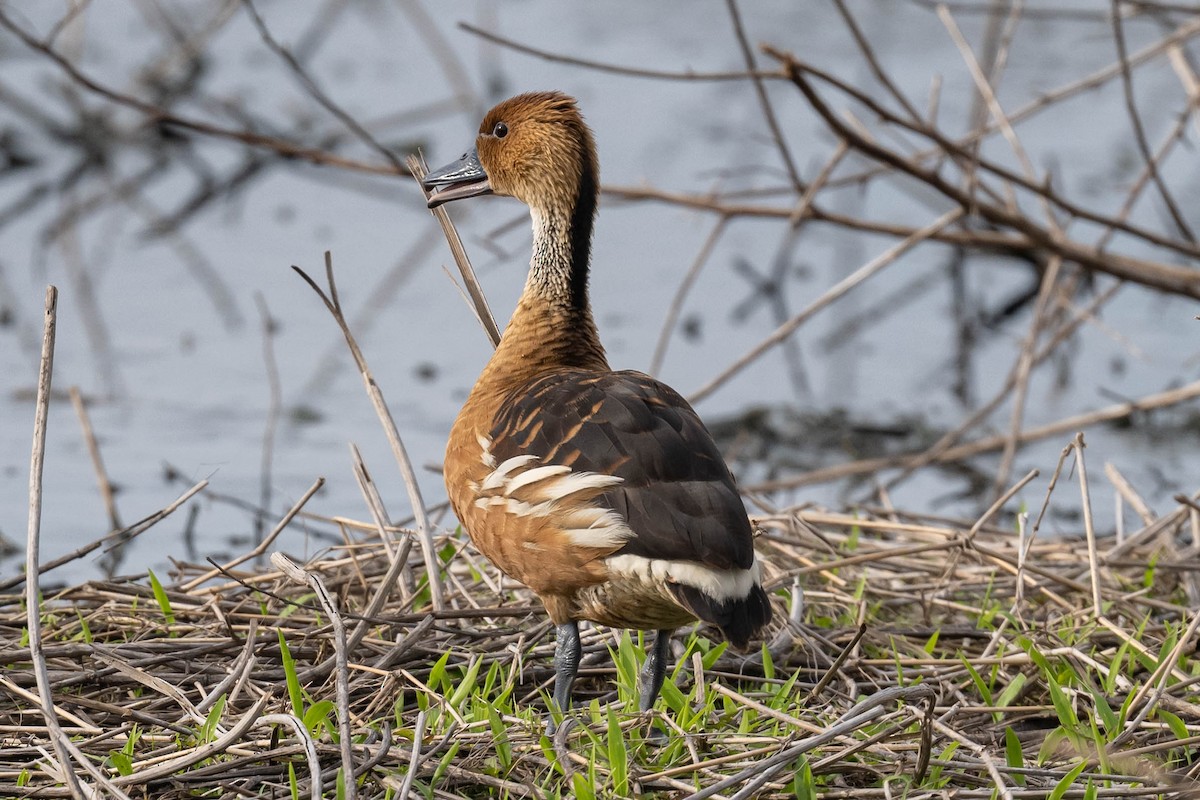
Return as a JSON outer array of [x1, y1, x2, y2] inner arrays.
[[480, 184, 608, 388], [526, 204, 592, 312]]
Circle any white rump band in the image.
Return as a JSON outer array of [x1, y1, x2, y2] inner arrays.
[[605, 554, 761, 602]]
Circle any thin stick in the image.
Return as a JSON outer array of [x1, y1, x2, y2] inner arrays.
[[244, 0, 404, 172], [831, 0, 923, 123], [1013, 511, 1029, 617], [991, 256, 1063, 500], [25, 287, 88, 800], [1104, 493, 1198, 563], [408, 155, 501, 347], [0, 7, 393, 176], [606, 178, 1199, 297], [931, 717, 1014, 800], [968, 469, 1040, 543], [807, 623, 867, 703], [0, 479, 208, 592], [272, 553, 357, 800], [1111, 0, 1195, 242], [749, 378, 1200, 492], [69, 385, 121, 531], [179, 477, 325, 591], [292, 252, 444, 612], [254, 710, 321, 800], [1074, 433, 1103, 616], [683, 685, 936, 800], [350, 442, 398, 561], [398, 709, 427, 799], [788, 140, 849, 226], [883, 280, 1123, 491], [396, 0, 481, 121], [0, 674, 99, 733], [725, 0, 805, 192], [107, 696, 272, 788], [938, 3, 1044, 188], [766, 46, 1200, 292], [1108, 609, 1200, 751], [1105, 462, 1155, 527], [458, 21, 778, 82], [690, 208, 963, 403], [649, 215, 728, 376], [254, 292, 282, 560], [1095, 49, 1200, 253], [341, 442, 418, 651]]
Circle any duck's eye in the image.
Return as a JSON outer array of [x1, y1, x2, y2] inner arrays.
[[492, 122, 509, 139]]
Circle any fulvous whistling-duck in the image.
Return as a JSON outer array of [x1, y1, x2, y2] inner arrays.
[[424, 91, 772, 730]]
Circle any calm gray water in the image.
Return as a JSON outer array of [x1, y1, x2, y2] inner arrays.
[[1, 2, 1197, 582]]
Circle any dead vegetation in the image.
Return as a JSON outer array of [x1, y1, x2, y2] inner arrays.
[[4, 441, 1200, 797], [2, 1, 1200, 798]]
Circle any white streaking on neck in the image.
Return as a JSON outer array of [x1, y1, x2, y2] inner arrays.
[[525, 206, 576, 304]]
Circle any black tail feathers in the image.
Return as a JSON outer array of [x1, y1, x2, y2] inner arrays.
[[669, 582, 772, 651]]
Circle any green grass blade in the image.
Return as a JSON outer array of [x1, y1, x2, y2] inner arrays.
[[147, 569, 175, 628], [1004, 727, 1025, 786], [304, 699, 336, 739], [994, 672, 1026, 709], [607, 707, 627, 795], [1045, 673, 1079, 730], [959, 654, 994, 706], [1048, 761, 1087, 800], [571, 773, 596, 800], [202, 694, 226, 742], [108, 751, 133, 777], [1159, 709, 1188, 743], [1085, 684, 1117, 733], [448, 655, 482, 709], [793, 757, 816, 800], [761, 642, 775, 681], [700, 641, 728, 670], [428, 650, 452, 692], [277, 629, 305, 719], [432, 741, 460, 787], [487, 704, 512, 771]]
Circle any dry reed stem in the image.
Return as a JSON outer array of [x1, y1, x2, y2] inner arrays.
[[253, 293, 283, 558], [272, 552, 357, 800], [349, 441, 411, 583], [1073, 433, 1104, 617], [749, 378, 1200, 492], [4, 482, 1198, 798], [68, 386, 121, 533], [769, 49, 1200, 297], [406, 154, 502, 347], [992, 255, 1063, 501], [292, 252, 445, 613], [24, 286, 89, 800], [1110, 1, 1195, 243], [649, 215, 728, 377], [180, 478, 325, 592], [690, 208, 965, 403], [725, 0, 804, 193]]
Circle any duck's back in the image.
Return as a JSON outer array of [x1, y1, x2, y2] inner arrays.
[[446, 367, 769, 643]]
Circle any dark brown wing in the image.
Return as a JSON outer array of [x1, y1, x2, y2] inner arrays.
[[487, 369, 754, 571]]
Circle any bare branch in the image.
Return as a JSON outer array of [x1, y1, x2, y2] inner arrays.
[[1111, 0, 1196, 242]]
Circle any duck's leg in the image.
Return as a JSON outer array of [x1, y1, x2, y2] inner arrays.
[[547, 620, 581, 734], [639, 629, 674, 712]]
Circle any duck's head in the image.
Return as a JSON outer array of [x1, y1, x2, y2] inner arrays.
[[424, 92, 598, 215]]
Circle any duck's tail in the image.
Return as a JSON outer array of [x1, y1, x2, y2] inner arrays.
[[669, 580, 772, 650]]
